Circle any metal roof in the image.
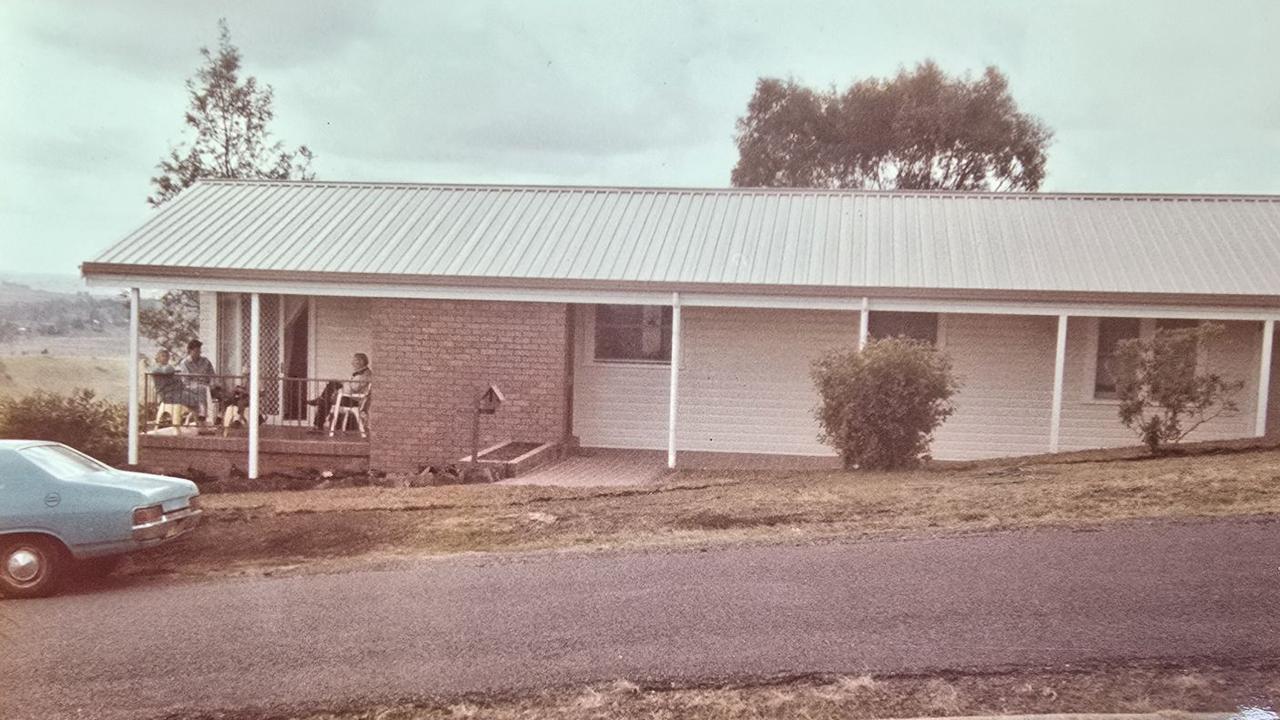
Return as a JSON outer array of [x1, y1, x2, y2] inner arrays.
[[86, 180, 1280, 299]]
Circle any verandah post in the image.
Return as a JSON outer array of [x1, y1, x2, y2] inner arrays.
[[1049, 314, 1068, 453], [1256, 318, 1275, 437], [248, 292, 261, 480], [667, 292, 681, 469], [127, 287, 140, 466], [858, 296, 869, 350]]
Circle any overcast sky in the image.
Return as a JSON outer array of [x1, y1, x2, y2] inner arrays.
[[2, 0, 1278, 276]]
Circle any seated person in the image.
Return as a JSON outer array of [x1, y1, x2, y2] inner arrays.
[[151, 349, 188, 426], [308, 353, 372, 432], [177, 338, 216, 420], [214, 368, 253, 435]]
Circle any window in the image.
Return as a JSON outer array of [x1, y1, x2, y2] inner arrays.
[[20, 444, 110, 480], [1094, 317, 1141, 398], [868, 311, 938, 344], [594, 305, 672, 362]]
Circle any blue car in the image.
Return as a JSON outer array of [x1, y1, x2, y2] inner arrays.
[[0, 440, 202, 598]]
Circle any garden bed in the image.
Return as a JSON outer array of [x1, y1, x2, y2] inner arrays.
[[458, 440, 561, 479]]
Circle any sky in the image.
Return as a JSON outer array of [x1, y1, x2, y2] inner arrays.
[[2, 0, 1279, 276]]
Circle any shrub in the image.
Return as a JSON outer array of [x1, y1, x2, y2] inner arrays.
[[0, 389, 128, 465], [1111, 323, 1243, 454], [812, 337, 959, 470]]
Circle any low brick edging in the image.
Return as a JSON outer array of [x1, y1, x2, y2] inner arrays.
[[368, 298, 572, 473], [140, 435, 369, 478]]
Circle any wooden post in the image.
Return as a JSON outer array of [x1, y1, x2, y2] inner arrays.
[[470, 399, 482, 468], [667, 292, 681, 469], [127, 287, 140, 466], [1256, 319, 1275, 437], [1049, 314, 1068, 453], [248, 293, 261, 480]]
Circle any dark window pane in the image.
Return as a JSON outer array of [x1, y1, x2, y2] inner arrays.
[[1095, 317, 1141, 397], [594, 304, 672, 362], [868, 312, 938, 344]]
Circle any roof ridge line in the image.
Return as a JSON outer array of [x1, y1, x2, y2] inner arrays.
[[191, 179, 1280, 203]]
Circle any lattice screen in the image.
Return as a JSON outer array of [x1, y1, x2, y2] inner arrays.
[[239, 294, 282, 416]]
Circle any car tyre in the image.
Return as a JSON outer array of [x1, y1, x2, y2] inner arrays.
[[0, 536, 64, 599]]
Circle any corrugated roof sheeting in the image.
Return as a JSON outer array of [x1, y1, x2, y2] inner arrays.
[[91, 181, 1280, 296]]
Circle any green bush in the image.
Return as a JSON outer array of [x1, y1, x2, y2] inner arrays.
[[0, 389, 128, 465], [812, 337, 959, 470], [1112, 323, 1243, 454]]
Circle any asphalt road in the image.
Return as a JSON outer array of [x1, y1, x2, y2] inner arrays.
[[3, 518, 1278, 719]]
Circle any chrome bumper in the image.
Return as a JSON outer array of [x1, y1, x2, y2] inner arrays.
[[132, 506, 203, 542]]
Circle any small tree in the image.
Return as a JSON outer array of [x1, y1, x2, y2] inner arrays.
[[148, 18, 314, 207], [1112, 323, 1244, 454], [812, 338, 959, 470]]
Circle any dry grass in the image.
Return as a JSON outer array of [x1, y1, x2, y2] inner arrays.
[[0, 354, 129, 401], [126, 445, 1280, 579], [273, 662, 1277, 719]]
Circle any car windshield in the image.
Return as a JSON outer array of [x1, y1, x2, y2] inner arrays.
[[19, 444, 111, 479]]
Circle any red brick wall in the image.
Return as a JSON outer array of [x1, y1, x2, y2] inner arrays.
[[369, 299, 571, 473]]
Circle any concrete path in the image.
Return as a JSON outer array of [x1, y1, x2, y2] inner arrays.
[[499, 448, 667, 486], [2, 518, 1278, 720]]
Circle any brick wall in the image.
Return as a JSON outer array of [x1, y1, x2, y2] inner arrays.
[[369, 299, 571, 473]]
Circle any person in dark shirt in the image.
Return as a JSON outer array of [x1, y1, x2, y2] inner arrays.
[[307, 353, 372, 432]]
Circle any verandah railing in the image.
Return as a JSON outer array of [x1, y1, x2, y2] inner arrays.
[[142, 372, 366, 433]]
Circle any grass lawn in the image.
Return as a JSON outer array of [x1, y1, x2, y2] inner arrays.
[[127, 443, 1280, 580], [244, 662, 1280, 719]]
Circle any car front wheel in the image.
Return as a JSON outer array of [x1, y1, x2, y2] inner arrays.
[[1, 536, 64, 599]]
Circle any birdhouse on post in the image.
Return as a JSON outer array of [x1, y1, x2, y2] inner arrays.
[[470, 384, 505, 468], [477, 384, 505, 415]]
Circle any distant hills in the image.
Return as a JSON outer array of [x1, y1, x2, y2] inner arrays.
[[0, 276, 135, 342]]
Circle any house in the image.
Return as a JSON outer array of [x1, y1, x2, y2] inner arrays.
[[82, 180, 1280, 478]]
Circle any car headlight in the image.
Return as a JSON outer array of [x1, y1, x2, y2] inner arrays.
[[132, 504, 164, 526]]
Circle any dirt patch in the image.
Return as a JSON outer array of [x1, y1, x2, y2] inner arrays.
[[121, 446, 1280, 581], [189, 660, 1279, 719]]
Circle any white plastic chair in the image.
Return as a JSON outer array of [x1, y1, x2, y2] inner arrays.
[[328, 390, 370, 437]]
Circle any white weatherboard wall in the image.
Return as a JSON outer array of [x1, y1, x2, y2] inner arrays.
[[573, 306, 854, 456], [314, 297, 373, 381], [931, 314, 1057, 460], [575, 308, 1271, 462]]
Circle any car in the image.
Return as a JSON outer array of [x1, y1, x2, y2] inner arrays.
[[0, 439, 202, 598]]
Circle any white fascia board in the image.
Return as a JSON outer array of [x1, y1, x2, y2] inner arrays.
[[867, 297, 1280, 321], [84, 273, 1279, 320]]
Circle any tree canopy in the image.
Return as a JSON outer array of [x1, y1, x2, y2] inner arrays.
[[731, 60, 1052, 191], [148, 18, 314, 207]]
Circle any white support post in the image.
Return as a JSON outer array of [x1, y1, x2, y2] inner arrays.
[[667, 292, 682, 469], [1256, 319, 1275, 437], [1049, 314, 1068, 454], [248, 293, 261, 480], [127, 287, 140, 466], [858, 297, 870, 350]]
